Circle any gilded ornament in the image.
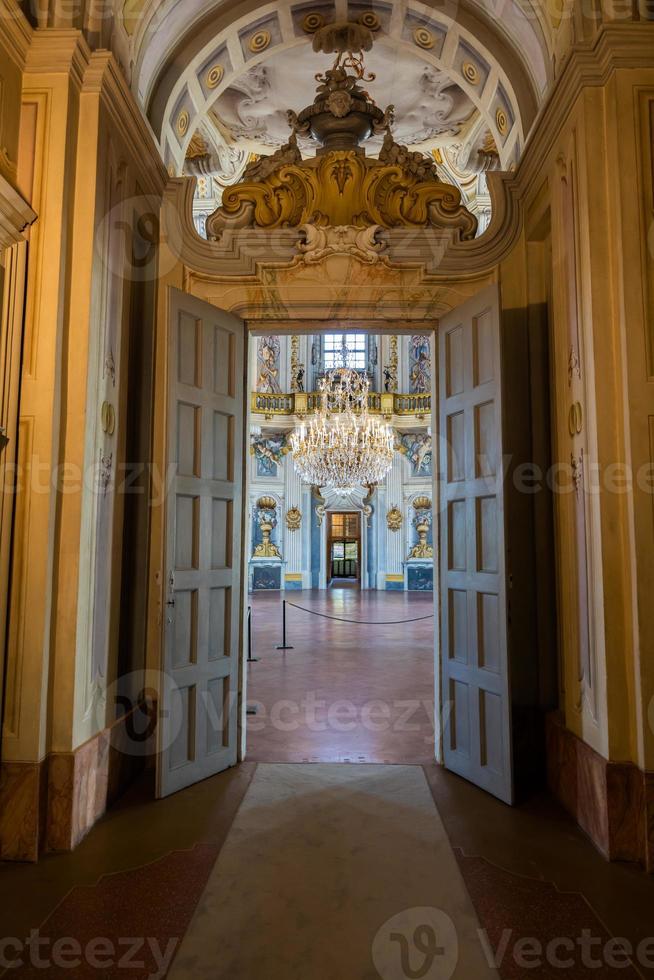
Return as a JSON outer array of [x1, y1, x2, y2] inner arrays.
[[101, 401, 115, 436], [302, 11, 325, 33], [462, 61, 479, 84], [249, 29, 271, 54], [206, 26, 477, 241], [176, 109, 190, 136], [413, 27, 435, 49], [408, 499, 433, 559], [285, 506, 302, 531], [254, 497, 282, 558], [568, 401, 583, 436], [413, 496, 431, 510], [408, 520, 433, 559], [387, 505, 403, 532], [209, 143, 476, 239], [495, 108, 508, 136], [206, 64, 224, 89], [359, 11, 381, 31]]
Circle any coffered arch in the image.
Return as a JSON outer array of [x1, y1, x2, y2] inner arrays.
[[119, 0, 553, 180]]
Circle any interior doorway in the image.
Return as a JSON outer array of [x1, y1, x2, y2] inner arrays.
[[155, 285, 558, 809], [327, 512, 360, 586]]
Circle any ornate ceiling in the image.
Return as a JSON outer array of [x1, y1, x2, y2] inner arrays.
[[110, 0, 562, 235]]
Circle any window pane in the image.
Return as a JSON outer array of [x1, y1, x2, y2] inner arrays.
[[332, 542, 345, 559], [345, 542, 358, 560]]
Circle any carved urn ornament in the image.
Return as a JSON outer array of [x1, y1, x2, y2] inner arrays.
[[254, 496, 282, 558], [206, 22, 477, 241], [408, 497, 433, 559]]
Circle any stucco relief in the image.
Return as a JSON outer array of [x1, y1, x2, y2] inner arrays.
[[209, 49, 476, 154]]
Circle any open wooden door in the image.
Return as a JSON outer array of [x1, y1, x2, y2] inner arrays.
[[157, 288, 244, 798], [438, 284, 513, 804]]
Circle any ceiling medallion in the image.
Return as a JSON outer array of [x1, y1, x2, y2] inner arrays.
[[176, 109, 190, 136], [290, 350, 394, 494], [206, 64, 224, 89], [462, 61, 479, 84], [206, 22, 477, 241], [413, 26, 435, 50], [249, 29, 271, 54], [496, 107, 508, 136], [302, 11, 325, 33]]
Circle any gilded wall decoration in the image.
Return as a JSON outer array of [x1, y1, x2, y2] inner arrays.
[[208, 136, 477, 238], [408, 335, 431, 394], [396, 431, 432, 477], [285, 506, 302, 531], [386, 505, 403, 531], [254, 496, 282, 558], [256, 335, 282, 393], [408, 497, 433, 559]]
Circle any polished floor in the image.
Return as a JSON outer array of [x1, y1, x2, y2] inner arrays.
[[246, 589, 435, 763], [2, 590, 654, 977]]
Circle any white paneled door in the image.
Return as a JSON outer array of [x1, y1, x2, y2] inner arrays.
[[157, 288, 244, 798], [439, 284, 513, 804]]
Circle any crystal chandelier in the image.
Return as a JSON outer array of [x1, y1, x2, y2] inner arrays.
[[289, 349, 394, 494]]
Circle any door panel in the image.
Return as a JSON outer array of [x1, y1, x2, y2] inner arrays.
[[439, 284, 513, 804], [157, 288, 244, 798]]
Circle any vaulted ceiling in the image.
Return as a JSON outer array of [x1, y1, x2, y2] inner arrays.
[[108, 0, 566, 228]]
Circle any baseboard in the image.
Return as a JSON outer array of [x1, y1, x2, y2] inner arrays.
[[546, 712, 654, 871], [0, 706, 150, 861]]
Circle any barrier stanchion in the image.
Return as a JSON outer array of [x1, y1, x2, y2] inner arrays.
[[276, 599, 294, 650], [247, 605, 259, 663]]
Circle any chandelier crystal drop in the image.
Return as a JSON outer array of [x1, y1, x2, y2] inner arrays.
[[289, 355, 394, 494]]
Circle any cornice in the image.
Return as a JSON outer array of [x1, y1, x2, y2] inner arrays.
[[0, 172, 37, 250], [514, 22, 654, 201], [0, 0, 32, 68], [84, 52, 168, 195], [24, 29, 91, 87]]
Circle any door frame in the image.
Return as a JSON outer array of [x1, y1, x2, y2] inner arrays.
[[244, 321, 442, 760], [326, 510, 362, 586], [148, 312, 443, 777]]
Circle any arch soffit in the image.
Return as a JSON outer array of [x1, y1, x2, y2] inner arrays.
[[136, 0, 551, 172]]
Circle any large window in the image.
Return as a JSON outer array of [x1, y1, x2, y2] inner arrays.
[[323, 333, 367, 371]]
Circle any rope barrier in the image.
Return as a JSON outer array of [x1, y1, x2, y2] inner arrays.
[[283, 600, 434, 626]]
